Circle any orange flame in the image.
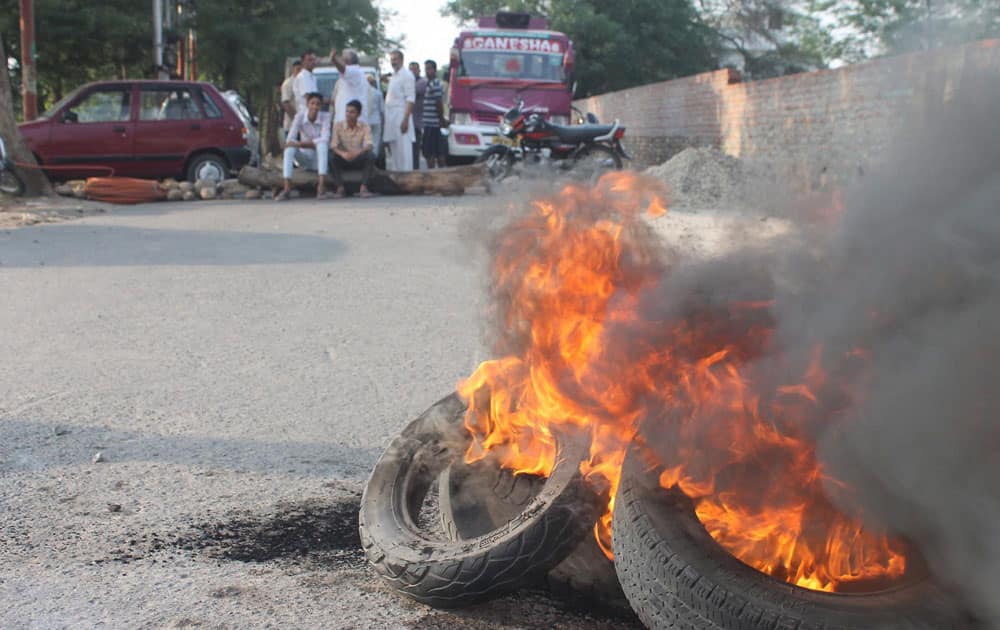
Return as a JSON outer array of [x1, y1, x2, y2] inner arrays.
[[456, 172, 906, 592]]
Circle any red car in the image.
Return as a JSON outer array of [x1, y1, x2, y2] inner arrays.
[[18, 80, 257, 182]]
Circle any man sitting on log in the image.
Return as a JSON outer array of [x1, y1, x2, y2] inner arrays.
[[276, 92, 331, 200], [329, 99, 375, 198]]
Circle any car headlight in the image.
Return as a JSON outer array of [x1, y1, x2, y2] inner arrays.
[[549, 115, 569, 125], [452, 112, 472, 125], [499, 122, 512, 136]]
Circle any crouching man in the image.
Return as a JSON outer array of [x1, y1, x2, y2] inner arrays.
[[329, 99, 376, 198], [276, 92, 331, 200]]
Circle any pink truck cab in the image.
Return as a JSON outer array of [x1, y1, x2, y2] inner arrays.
[[447, 12, 575, 162]]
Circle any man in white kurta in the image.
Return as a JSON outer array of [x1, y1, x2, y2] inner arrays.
[[330, 48, 369, 125], [383, 50, 415, 171]]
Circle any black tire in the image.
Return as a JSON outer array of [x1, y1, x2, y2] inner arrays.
[[186, 152, 229, 183], [475, 145, 515, 183], [612, 442, 970, 630], [569, 143, 622, 183], [439, 460, 628, 609], [0, 167, 26, 196], [358, 393, 601, 608]]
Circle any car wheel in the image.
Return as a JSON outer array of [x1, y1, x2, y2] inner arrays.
[[358, 393, 601, 608], [612, 440, 970, 630], [0, 168, 26, 196], [186, 153, 229, 184], [439, 460, 628, 608]]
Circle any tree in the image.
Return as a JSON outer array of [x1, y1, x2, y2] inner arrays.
[[441, 0, 718, 97], [697, 0, 843, 79], [832, 0, 1000, 58], [0, 34, 51, 196], [0, 0, 150, 111]]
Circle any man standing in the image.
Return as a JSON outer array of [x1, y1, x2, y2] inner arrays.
[[420, 60, 448, 169], [329, 99, 376, 198], [276, 92, 331, 200], [279, 59, 301, 145], [330, 48, 368, 124], [383, 50, 415, 171], [410, 61, 426, 170], [292, 50, 318, 114], [366, 74, 384, 160]]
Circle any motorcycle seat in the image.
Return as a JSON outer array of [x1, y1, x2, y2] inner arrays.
[[548, 123, 616, 142]]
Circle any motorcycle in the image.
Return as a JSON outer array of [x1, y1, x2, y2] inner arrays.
[[475, 100, 630, 183], [0, 135, 26, 196]]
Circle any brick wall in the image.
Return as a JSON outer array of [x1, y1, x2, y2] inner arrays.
[[574, 39, 1000, 191]]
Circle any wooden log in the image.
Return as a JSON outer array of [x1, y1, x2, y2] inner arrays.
[[238, 163, 485, 196]]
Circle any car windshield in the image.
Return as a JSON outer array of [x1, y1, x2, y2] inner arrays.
[[459, 50, 564, 83], [314, 68, 380, 99]]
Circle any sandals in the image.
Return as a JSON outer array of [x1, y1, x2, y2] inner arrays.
[[274, 189, 290, 202]]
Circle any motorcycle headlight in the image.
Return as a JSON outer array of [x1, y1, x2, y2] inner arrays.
[[499, 122, 512, 136]]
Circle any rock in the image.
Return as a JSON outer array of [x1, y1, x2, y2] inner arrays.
[[92, 452, 104, 463], [194, 178, 216, 193], [245, 189, 261, 200], [54, 183, 75, 196], [162, 178, 180, 189], [178, 181, 195, 193], [107, 503, 122, 513], [182, 191, 196, 201], [199, 187, 217, 200], [166, 189, 184, 201]]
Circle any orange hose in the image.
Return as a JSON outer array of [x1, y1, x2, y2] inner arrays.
[[82, 177, 168, 204]]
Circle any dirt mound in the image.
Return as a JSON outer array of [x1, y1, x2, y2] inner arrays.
[[644, 147, 750, 209]]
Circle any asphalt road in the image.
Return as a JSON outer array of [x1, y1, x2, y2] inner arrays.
[[0, 195, 639, 629]]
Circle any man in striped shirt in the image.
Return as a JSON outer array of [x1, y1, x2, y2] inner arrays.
[[420, 60, 448, 169]]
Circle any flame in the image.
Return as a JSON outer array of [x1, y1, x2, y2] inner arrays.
[[456, 172, 906, 592]]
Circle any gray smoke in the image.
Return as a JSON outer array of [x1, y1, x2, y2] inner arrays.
[[806, 77, 1000, 624]]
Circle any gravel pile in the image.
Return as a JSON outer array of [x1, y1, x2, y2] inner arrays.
[[644, 147, 751, 210]]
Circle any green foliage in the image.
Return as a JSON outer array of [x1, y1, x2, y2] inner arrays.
[[0, 0, 388, 119], [832, 0, 1000, 57], [194, 0, 387, 108], [0, 0, 150, 110], [441, 0, 718, 97]]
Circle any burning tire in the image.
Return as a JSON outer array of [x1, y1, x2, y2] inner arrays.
[[358, 393, 601, 608], [439, 460, 628, 608], [612, 442, 969, 630]]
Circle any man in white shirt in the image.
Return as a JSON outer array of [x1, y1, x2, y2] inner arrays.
[[366, 73, 384, 159], [279, 59, 301, 144], [330, 48, 368, 124], [276, 92, 331, 200], [383, 49, 415, 171], [292, 50, 318, 115]]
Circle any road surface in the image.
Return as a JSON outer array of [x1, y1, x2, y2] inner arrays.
[[0, 195, 638, 628]]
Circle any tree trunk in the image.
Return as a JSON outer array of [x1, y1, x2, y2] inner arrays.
[[238, 163, 485, 196], [0, 34, 52, 197]]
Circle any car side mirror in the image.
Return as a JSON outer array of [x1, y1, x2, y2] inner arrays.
[[62, 110, 79, 124]]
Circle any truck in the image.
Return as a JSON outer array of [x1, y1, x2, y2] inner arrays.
[[447, 11, 575, 163]]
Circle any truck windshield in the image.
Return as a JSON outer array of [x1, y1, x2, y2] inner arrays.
[[459, 50, 564, 83]]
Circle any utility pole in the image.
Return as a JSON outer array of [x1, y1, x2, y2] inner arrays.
[[18, 0, 37, 120], [153, 0, 167, 79]]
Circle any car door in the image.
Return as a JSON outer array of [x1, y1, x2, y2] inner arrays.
[[46, 84, 135, 177], [132, 84, 205, 178]]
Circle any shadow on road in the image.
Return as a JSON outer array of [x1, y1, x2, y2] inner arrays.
[[0, 224, 345, 267]]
